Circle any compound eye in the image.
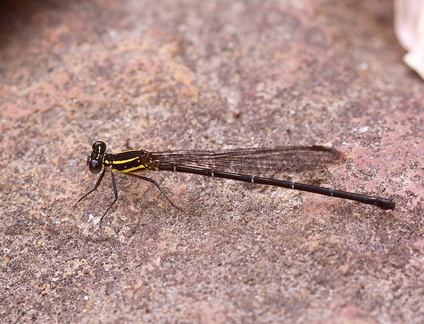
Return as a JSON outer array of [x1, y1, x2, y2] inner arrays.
[[88, 158, 103, 174], [92, 141, 107, 154]]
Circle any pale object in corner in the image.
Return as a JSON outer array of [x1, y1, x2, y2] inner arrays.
[[395, 0, 424, 79]]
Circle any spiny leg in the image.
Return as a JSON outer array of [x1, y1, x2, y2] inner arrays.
[[98, 172, 119, 225], [74, 168, 107, 207], [126, 173, 182, 211]]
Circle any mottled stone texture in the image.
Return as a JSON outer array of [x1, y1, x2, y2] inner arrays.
[[0, 0, 423, 323]]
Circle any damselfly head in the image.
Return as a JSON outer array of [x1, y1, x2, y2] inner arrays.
[[92, 141, 107, 155], [87, 141, 107, 174], [87, 156, 103, 174]]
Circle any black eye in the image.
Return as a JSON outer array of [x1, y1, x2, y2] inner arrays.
[[92, 141, 107, 154], [88, 158, 103, 174]]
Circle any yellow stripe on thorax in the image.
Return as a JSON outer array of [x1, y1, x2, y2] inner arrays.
[[113, 165, 150, 173]]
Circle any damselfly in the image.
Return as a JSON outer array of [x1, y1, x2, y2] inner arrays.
[[75, 141, 395, 223]]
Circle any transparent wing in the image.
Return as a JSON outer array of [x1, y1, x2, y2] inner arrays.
[[150, 146, 344, 174]]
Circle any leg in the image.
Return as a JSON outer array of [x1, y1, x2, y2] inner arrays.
[[98, 172, 119, 225], [74, 168, 107, 206], [126, 173, 182, 211]]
